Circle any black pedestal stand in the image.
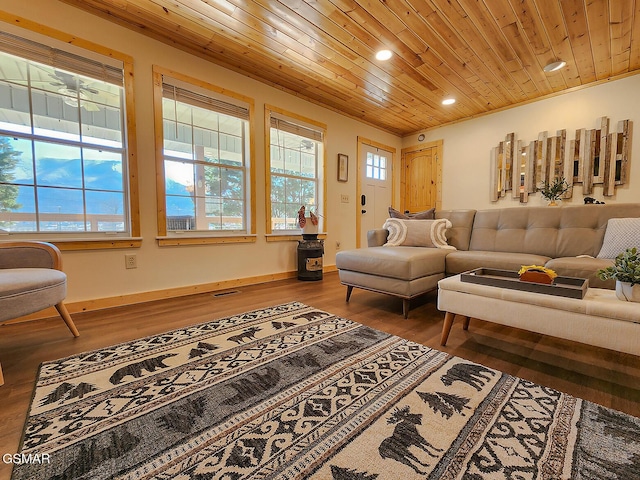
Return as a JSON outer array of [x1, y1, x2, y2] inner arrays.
[[297, 234, 324, 281]]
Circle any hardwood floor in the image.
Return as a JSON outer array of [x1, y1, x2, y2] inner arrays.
[[1, 271, 639, 479]]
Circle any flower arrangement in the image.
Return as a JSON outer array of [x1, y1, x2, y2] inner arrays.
[[297, 205, 320, 236], [518, 265, 558, 284], [597, 247, 640, 286], [538, 176, 569, 205]]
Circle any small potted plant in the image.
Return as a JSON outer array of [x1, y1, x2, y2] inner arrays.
[[538, 176, 569, 206], [597, 247, 640, 302]]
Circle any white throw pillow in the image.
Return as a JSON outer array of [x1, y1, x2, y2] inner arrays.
[[382, 218, 455, 249], [596, 218, 640, 258], [383, 218, 408, 246]]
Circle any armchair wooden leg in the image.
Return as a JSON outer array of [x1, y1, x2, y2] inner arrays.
[[55, 302, 80, 337], [345, 285, 354, 302], [440, 312, 455, 346], [463, 316, 471, 330]]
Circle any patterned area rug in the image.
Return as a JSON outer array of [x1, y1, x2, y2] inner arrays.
[[12, 302, 640, 480]]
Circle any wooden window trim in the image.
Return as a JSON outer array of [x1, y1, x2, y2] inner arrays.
[[0, 12, 140, 251], [264, 104, 327, 238], [152, 66, 256, 245]]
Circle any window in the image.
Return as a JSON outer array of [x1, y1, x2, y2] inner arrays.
[[366, 152, 387, 180], [0, 30, 135, 243], [154, 69, 254, 243], [266, 106, 326, 235]]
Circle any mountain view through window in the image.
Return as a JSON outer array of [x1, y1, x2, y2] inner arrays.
[[0, 39, 127, 235]]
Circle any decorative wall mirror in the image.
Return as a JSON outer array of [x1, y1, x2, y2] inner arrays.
[[491, 117, 632, 202]]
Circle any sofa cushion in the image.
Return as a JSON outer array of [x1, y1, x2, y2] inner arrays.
[[544, 256, 614, 289], [0, 268, 67, 322], [336, 246, 448, 281], [444, 250, 551, 275]]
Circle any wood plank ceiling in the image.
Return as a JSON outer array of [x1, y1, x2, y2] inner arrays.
[[59, 0, 640, 136]]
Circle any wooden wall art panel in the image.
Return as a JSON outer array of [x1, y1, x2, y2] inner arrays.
[[491, 117, 632, 202]]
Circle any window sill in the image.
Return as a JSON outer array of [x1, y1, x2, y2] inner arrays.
[[157, 235, 257, 246], [50, 238, 143, 251], [265, 233, 327, 242]]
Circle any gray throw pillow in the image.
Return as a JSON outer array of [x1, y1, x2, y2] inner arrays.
[[388, 206, 435, 220]]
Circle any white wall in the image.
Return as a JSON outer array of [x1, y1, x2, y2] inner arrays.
[[1, 0, 402, 304], [407, 75, 640, 210]]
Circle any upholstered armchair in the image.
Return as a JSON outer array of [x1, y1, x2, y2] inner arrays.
[[0, 241, 79, 385]]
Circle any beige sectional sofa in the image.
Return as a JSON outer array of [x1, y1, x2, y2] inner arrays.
[[336, 203, 640, 317]]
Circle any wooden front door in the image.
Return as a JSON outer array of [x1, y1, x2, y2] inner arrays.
[[359, 144, 393, 248], [402, 142, 441, 213]]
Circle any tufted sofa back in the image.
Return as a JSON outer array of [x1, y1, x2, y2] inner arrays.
[[468, 203, 640, 258]]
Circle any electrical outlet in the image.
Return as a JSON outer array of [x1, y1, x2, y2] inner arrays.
[[336, 241, 341, 250], [125, 254, 137, 269], [340, 194, 349, 203]]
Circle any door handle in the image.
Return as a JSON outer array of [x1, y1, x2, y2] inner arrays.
[[361, 194, 366, 206]]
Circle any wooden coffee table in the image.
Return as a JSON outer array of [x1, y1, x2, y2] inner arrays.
[[437, 274, 640, 356]]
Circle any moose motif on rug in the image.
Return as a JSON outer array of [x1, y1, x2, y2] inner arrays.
[[378, 406, 443, 474], [227, 326, 262, 344]]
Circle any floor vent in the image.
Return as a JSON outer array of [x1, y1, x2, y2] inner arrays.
[[212, 290, 241, 297]]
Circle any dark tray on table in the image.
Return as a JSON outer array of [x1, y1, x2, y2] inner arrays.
[[460, 268, 588, 299]]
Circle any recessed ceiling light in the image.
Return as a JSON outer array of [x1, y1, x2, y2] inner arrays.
[[543, 60, 566, 72], [375, 49, 393, 61], [442, 97, 456, 105]]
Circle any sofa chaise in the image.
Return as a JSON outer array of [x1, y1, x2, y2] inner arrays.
[[335, 203, 640, 317]]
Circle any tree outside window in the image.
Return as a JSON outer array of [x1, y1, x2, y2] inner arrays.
[[267, 108, 325, 233], [157, 72, 252, 236], [0, 32, 129, 237], [0, 138, 21, 229]]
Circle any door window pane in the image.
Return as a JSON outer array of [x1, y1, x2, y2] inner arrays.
[[366, 152, 388, 180]]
